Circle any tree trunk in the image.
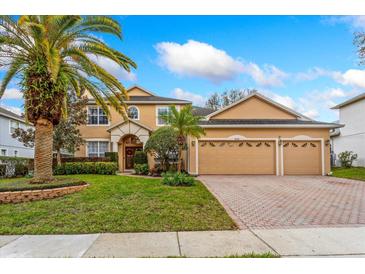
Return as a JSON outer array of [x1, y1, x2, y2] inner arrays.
[[32, 118, 54, 183], [177, 145, 183, 173], [56, 149, 62, 166]]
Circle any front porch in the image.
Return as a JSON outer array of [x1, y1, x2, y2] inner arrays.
[[107, 120, 152, 173]]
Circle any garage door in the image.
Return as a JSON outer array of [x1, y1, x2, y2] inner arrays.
[[198, 140, 276, 175], [283, 141, 322, 175]]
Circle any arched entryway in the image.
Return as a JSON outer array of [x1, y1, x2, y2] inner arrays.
[[119, 134, 143, 171]]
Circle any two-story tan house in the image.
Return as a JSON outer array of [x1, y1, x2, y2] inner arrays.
[[77, 85, 341, 175]]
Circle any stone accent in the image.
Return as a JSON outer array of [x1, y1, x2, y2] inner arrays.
[[0, 184, 88, 204]]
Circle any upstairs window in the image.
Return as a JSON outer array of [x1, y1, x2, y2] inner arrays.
[[9, 120, 20, 134], [87, 106, 108, 125], [156, 106, 170, 126], [127, 106, 139, 120]]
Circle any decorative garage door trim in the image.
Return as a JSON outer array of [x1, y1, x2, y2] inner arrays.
[[195, 135, 279, 176], [280, 136, 325, 176]]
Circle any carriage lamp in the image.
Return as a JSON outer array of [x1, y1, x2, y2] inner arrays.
[[325, 139, 330, 146], [191, 140, 196, 147], [177, 136, 185, 145]]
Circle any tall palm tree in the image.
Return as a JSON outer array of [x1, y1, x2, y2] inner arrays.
[[161, 105, 205, 172], [0, 16, 136, 182]]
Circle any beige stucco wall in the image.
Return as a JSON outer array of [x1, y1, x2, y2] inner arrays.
[[211, 96, 297, 120], [188, 128, 331, 175]]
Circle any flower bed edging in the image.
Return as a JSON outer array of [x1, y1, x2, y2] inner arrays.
[[0, 183, 89, 204]]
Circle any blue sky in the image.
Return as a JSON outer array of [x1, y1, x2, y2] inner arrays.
[[1, 15, 365, 122]]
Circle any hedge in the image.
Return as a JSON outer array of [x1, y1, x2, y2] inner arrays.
[[54, 162, 118, 175]]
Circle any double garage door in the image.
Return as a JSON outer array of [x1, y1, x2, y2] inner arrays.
[[198, 140, 321, 175]]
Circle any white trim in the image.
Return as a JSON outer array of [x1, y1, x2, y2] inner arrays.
[[200, 124, 340, 129], [0, 112, 26, 123], [195, 137, 198, 175], [280, 136, 325, 176], [127, 105, 140, 121], [205, 92, 312, 121], [196, 137, 279, 176]]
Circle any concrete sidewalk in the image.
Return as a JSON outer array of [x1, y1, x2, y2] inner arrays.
[[1, 227, 365, 258]]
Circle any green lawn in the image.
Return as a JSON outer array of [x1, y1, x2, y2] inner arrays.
[[332, 167, 365, 181], [0, 175, 236, 234]]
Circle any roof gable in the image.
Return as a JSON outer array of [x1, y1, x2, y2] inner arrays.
[[331, 92, 365, 109], [207, 92, 309, 121], [127, 85, 155, 97]]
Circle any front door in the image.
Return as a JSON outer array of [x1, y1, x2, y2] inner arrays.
[[125, 147, 142, 169]]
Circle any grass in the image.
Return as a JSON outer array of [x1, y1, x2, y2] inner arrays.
[[0, 178, 86, 192], [0, 175, 236, 234], [332, 167, 365, 181]]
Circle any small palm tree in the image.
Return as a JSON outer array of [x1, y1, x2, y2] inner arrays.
[[0, 16, 136, 182], [161, 105, 205, 172]]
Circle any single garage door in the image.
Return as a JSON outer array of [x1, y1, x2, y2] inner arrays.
[[198, 140, 276, 175], [283, 141, 322, 175]]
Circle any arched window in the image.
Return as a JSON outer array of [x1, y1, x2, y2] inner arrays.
[[127, 106, 139, 120]]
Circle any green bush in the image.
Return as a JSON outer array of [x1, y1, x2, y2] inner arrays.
[[104, 152, 118, 162], [162, 172, 195, 186], [133, 151, 147, 165], [15, 162, 28, 176], [338, 151, 358, 168], [134, 163, 149, 175], [54, 162, 118, 175]]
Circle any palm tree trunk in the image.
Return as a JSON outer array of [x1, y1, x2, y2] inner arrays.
[[32, 117, 54, 183], [177, 145, 183, 173]]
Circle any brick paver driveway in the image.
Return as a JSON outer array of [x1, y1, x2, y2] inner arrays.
[[199, 175, 365, 229]]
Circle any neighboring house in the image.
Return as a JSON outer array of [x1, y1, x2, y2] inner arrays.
[[76, 86, 341, 175], [0, 107, 34, 158], [331, 93, 365, 167]]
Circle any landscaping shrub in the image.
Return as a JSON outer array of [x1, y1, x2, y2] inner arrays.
[[133, 151, 147, 165], [134, 163, 149, 175], [338, 151, 358, 168], [104, 152, 118, 162], [53, 162, 117, 175], [0, 156, 31, 178], [162, 172, 195, 186]]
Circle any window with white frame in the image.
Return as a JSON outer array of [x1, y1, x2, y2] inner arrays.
[[87, 141, 109, 157], [156, 106, 170, 126], [87, 106, 108, 125], [127, 106, 139, 120], [0, 149, 7, 156], [9, 120, 20, 134]]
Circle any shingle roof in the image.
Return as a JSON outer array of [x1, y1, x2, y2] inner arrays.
[[192, 106, 215, 116], [198, 119, 342, 128], [0, 106, 25, 122]]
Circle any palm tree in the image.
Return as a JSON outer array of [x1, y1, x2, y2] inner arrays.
[[0, 16, 136, 183], [161, 105, 205, 172]]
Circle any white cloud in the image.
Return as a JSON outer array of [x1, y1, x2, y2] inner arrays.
[[155, 40, 244, 83], [324, 16, 365, 31], [243, 63, 288, 87], [334, 69, 365, 88], [172, 88, 205, 106], [295, 67, 334, 81], [1, 88, 23, 99], [89, 55, 137, 82], [0, 103, 23, 116], [264, 88, 348, 120]]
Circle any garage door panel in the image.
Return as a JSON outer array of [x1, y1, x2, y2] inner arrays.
[[198, 141, 276, 175], [283, 141, 321, 175]]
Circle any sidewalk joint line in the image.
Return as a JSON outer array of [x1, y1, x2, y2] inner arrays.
[[247, 228, 280, 256], [80, 234, 101, 258], [176, 232, 182, 257]]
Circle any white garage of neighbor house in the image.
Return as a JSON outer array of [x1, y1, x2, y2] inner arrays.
[[331, 93, 365, 166]]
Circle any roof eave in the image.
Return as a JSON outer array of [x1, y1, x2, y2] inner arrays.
[[200, 124, 343, 129]]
